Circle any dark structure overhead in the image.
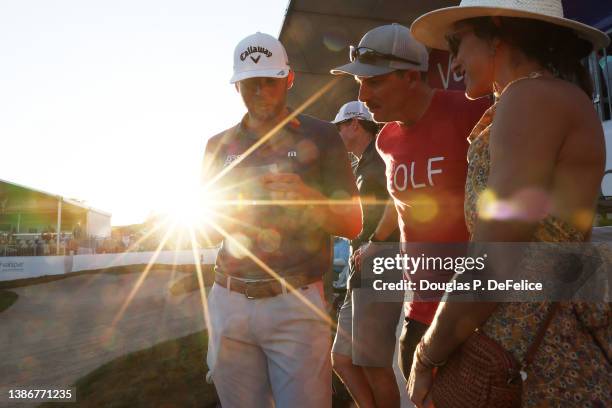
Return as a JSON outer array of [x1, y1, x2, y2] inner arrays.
[[564, 0, 612, 32], [278, 0, 459, 122], [278, 0, 612, 122]]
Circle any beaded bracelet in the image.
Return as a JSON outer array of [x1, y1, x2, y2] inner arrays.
[[416, 340, 447, 369]]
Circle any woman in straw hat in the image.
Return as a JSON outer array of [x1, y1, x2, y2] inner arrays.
[[407, 1, 611, 407]]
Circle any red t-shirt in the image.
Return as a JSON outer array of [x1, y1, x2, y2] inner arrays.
[[376, 90, 489, 324]]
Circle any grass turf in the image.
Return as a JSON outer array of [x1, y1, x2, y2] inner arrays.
[[39, 330, 218, 408], [0, 289, 18, 313]]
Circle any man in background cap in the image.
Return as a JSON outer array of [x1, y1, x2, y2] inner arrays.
[[331, 23, 489, 383], [330, 101, 402, 408], [202, 32, 361, 407]]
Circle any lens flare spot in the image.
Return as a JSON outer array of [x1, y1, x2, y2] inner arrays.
[[227, 233, 252, 259], [236, 193, 248, 209], [158, 185, 220, 232], [296, 139, 319, 163], [477, 189, 498, 220], [511, 188, 552, 221], [479, 188, 553, 222], [323, 30, 349, 52], [257, 229, 281, 253], [572, 209, 594, 231], [100, 326, 119, 351], [330, 190, 351, 215], [478, 190, 516, 220], [410, 194, 438, 223]]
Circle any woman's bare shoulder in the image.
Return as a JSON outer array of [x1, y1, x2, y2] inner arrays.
[[497, 76, 604, 164], [501, 77, 594, 117], [497, 77, 601, 138]]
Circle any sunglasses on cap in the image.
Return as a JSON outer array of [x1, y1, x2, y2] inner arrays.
[[349, 46, 420, 66]]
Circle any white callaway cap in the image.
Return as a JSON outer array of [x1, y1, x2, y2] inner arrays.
[[230, 32, 290, 84], [331, 23, 428, 77], [332, 101, 374, 124]]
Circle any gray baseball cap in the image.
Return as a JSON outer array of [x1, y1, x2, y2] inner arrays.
[[330, 23, 429, 77]]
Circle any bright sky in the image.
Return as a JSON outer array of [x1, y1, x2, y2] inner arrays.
[[0, 0, 289, 226]]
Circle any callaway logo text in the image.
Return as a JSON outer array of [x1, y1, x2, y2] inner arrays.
[[345, 111, 366, 118], [240, 46, 272, 63]]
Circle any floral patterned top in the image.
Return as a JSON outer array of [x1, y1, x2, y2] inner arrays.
[[465, 80, 611, 407]]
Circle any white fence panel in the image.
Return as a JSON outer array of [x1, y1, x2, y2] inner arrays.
[[1, 248, 219, 281], [72, 249, 218, 272], [0, 256, 69, 281]]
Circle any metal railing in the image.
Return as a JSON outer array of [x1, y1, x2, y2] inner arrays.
[[0, 244, 68, 257], [591, 42, 612, 122]]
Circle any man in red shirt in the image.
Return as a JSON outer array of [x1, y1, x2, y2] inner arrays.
[[331, 23, 489, 382]]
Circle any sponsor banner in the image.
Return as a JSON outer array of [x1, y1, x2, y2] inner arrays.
[[0, 256, 68, 281], [0, 249, 219, 281], [361, 242, 611, 302]]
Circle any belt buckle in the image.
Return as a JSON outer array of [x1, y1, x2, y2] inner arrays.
[[244, 281, 258, 299]]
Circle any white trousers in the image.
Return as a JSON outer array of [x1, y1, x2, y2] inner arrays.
[[207, 282, 332, 408]]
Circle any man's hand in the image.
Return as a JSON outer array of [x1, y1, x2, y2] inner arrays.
[[261, 172, 361, 239], [261, 173, 324, 201], [407, 355, 435, 408], [350, 242, 371, 275]]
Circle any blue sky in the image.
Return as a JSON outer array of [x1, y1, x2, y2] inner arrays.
[[0, 0, 289, 225]]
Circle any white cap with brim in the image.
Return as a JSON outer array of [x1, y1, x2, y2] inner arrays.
[[411, 0, 610, 52], [332, 101, 374, 124], [230, 68, 289, 84], [230, 32, 291, 84], [330, 23, 429, 78]]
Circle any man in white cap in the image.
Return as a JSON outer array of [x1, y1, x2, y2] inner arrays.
[[201, 32, 361, 408], [331, 23, 489, 383], [330, 101, 402, 407]]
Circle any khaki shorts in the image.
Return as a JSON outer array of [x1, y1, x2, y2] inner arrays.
[[332, 288, 402, 367]]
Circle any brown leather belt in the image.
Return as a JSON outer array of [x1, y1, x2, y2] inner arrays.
[[214, 272, 320, 299]]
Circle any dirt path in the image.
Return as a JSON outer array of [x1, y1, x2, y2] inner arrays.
[[0, 269, 207, 407]]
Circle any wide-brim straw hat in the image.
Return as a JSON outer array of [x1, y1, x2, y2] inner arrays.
[[411, 0, 610, 52]]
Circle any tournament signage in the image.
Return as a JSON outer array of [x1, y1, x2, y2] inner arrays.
[[428, 50, 465, 91], [1, 260, 24, 273], [0, 257, 67, 281]]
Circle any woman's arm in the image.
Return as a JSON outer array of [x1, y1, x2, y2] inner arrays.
[[425, 79, 566, 358]]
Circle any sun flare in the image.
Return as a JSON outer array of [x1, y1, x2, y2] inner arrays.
[[160, 187, 221, 229]]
